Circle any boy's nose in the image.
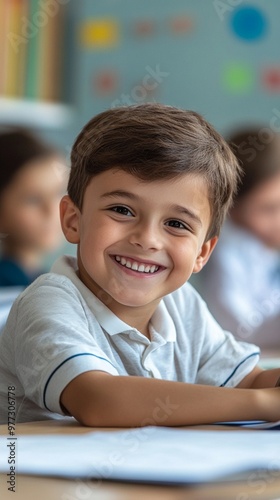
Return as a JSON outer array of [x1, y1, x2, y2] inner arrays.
[[128, 223, 163, 252]]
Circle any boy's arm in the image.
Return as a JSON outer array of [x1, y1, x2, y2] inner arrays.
[[237, 366, 280, 389], [60, 370, 280, 427]]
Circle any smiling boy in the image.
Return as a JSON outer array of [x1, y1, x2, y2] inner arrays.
[[0, 103, 280, 426], [70, 170, 211, 336]]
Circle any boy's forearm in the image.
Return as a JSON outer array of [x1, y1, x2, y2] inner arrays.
[[61, 371, 280, 427]]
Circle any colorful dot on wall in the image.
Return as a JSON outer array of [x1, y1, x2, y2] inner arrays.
[[230, 6, 268, 42], [80, 19, 120, 49], [168, 16, 193, 35], [93, 70, 119, 96], [132, 19, 156, 37], [223, 63, 254, 94], [262, 67, 280, 92]]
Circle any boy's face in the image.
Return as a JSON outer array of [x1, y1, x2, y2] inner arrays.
[[61, 169, 217, 317]]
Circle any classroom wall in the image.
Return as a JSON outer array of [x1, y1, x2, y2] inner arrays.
[[45, 0, 280, 142], [39, 0, 280, 264]]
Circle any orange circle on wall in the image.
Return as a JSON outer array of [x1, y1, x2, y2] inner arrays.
[[169, 16, 193, 35]]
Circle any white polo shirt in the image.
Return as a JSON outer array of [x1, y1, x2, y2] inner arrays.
[[0, 255, 260, 424]]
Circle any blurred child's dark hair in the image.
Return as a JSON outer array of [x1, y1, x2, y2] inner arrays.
[[0, 128, 56, 195], [228, 127, 280, 201], [68, 103, 241, 240]]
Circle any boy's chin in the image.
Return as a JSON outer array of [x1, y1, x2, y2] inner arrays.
[[111, 294, 158, 308], [116, 300, 150, 308]]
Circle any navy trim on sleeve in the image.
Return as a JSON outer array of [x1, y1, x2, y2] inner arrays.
[[220, 352, 260, 387], [43, 352, 117, 410]]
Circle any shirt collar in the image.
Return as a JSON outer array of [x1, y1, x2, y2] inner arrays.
[[51, 255, 176, 341], [150, 300, 176, 342]]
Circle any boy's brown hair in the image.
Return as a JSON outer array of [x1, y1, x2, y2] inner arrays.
[[68, 103, 240, 240]]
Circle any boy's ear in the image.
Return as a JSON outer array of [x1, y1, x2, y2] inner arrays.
[[60, 195, 80, 244], [192, 236, 218, 274]]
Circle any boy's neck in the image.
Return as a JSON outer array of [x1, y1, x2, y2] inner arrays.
[[99, 288, 157, 339], [76, 271, 158, 340], [76, 252, 162, 339], [110, 304, 156, 340]]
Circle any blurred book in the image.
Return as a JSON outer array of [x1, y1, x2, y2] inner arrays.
[[0, 1, 9, 95], [0, 0, 66, 102], [38, 0, 64, 101], [25, 0, 40, 99]]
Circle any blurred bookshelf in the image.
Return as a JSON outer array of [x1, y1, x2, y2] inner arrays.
[[0, 0, 74, 129]]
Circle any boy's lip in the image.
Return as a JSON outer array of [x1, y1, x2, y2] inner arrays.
[[110, 254, 167, 268]]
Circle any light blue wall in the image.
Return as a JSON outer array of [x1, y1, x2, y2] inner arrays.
[[44, 0, 280, 267], [47, 0, 280, 145], [75, 0, 280, 133]]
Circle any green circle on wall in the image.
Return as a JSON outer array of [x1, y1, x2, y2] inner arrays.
[[223, 63, 254, 93]]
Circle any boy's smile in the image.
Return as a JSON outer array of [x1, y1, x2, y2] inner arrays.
[[61, 169, 217, 333], [112, 254, 165, 275]]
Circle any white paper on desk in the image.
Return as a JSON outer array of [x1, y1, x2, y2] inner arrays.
[[1, 427, 280, 484], [216, 419, 280, 430]]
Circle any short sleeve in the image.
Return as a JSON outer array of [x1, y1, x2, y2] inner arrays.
[[161, 282, 260, 387], [194, 300, 260, 387], [14, 277, 119, 415]]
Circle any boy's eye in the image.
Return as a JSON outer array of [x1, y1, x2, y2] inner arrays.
[[110, 206, 133, 216], [166, 219, 188, 230]]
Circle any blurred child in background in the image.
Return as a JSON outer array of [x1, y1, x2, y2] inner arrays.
[[0, 128, 67, 288], [195, 128, 280, 349]]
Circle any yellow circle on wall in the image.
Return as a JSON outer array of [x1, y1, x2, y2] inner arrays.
[[80, 19, 120, 49]]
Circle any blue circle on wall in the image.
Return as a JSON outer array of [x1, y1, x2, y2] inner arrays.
[[230, 6, 268, 41]]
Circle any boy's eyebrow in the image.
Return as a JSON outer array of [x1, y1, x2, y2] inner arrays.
[[101, 190, 202, 226], [100, 190, 138, 201], [171, 205, 202, 226]]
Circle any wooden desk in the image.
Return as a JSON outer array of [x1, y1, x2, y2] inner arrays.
[[1, 420, 280, 500]]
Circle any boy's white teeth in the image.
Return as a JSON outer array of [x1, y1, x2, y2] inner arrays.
[[115, 255, 159, 273]]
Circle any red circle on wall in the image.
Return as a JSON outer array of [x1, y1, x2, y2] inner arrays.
[[93, 70, 119, 95], [262, 67, 280, 92]]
